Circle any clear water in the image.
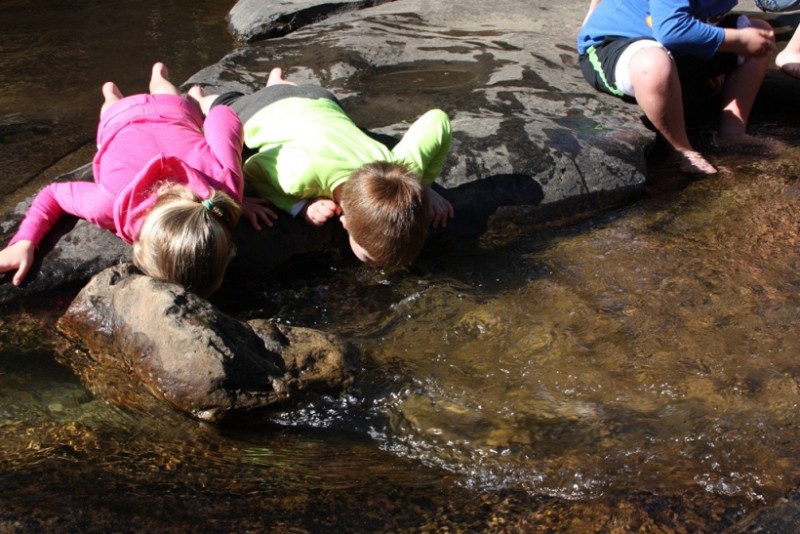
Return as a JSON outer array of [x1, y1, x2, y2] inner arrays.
[[1, 1, 799, 531]]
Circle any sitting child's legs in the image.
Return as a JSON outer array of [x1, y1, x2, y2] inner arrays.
[[718, 17, 772, 140], [149, 62, 181, 97], [625, 43, 717, 173]]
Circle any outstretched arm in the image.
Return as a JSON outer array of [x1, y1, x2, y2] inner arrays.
[[0, 240, 35, 286]]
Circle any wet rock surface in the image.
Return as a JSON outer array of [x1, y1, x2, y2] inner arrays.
[[55, 264, 359, 422]]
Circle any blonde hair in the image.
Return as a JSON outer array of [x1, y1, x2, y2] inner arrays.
[[340, 161, 430, 267], [133, 184, 241, 297]]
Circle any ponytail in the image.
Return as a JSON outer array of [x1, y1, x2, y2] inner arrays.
[[133, 184, 241, 297]]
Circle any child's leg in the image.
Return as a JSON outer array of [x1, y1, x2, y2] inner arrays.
[[149, 62, 181, 96], [776, 26, 800, 78], [628, 46, 717, 173], [718, 18, 772, 139], [100, 81, 124, 117]]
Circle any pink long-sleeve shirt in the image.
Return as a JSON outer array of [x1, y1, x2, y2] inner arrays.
[[10, 93, 244, 246]]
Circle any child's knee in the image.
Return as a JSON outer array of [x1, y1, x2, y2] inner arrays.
[[630, 47, 675, 88]]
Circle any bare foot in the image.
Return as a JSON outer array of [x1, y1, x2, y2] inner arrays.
[[776, 50, 800, 79], [149, 61, 181, 96], [100, 81, 123, 117], [187, 85, 219, 115], [102, 81, 123, 101], [676, 150, 717, 175], [152, 61, 169, 81], [265, 67, 296, 87], [187, 85, 204, 100]]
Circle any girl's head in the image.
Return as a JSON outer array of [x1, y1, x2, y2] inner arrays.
[[133, 184, 240, 297], [340, 161, 430, 268]]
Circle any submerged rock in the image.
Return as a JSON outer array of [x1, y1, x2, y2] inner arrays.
[[55, 264, 359, 423]]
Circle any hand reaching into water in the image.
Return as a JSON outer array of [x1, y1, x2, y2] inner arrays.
[[241, 196, 278, 230], [427, 187, 454, 228], [0, 240, 35, 286]]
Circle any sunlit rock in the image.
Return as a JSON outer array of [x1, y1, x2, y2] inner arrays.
[[55, 264, 359, 423], [227, 0, 398, 43]]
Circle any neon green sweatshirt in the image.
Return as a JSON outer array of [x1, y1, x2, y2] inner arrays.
[[242, 97, 451, 215]]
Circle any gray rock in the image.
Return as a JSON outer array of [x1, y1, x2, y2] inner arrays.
[[55, 263, 359, 423], [228, 0, 399, 42]]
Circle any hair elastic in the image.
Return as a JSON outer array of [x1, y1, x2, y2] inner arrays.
[[201, 198, 215, 211]]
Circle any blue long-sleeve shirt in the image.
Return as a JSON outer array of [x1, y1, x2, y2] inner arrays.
[[577, 0, 738, 60]]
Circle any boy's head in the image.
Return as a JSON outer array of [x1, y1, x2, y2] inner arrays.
[[339, 161, 430, 268], [133, 184, 240, 297]]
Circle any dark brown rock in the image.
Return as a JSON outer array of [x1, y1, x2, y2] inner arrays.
[[55, 264, 359, 423]]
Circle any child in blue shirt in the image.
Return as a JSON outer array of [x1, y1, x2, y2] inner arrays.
[[578, 0, 775, 174]]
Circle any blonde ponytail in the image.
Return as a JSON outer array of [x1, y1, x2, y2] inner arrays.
[[133, 184, 241, 297]]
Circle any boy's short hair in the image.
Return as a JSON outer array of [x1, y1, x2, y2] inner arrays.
[[133, 183, 240, 297], [340, 161, 431, 267]]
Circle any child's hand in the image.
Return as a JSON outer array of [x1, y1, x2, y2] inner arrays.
[[727, 27, 775, 57], [303, 198, 341, 226], [241, 196, 278, 230], [427, 187, 454, 228], [0, 240, 35, 286]]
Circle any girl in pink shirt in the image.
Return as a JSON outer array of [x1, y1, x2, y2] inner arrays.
[[0, 62, 276, 297]]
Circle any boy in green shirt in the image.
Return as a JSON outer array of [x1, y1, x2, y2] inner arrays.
[[197, 68, 453, 268]]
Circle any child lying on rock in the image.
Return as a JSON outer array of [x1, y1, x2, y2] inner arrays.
[[191, 68, 453, 268], [0, 62, 276, 296]]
